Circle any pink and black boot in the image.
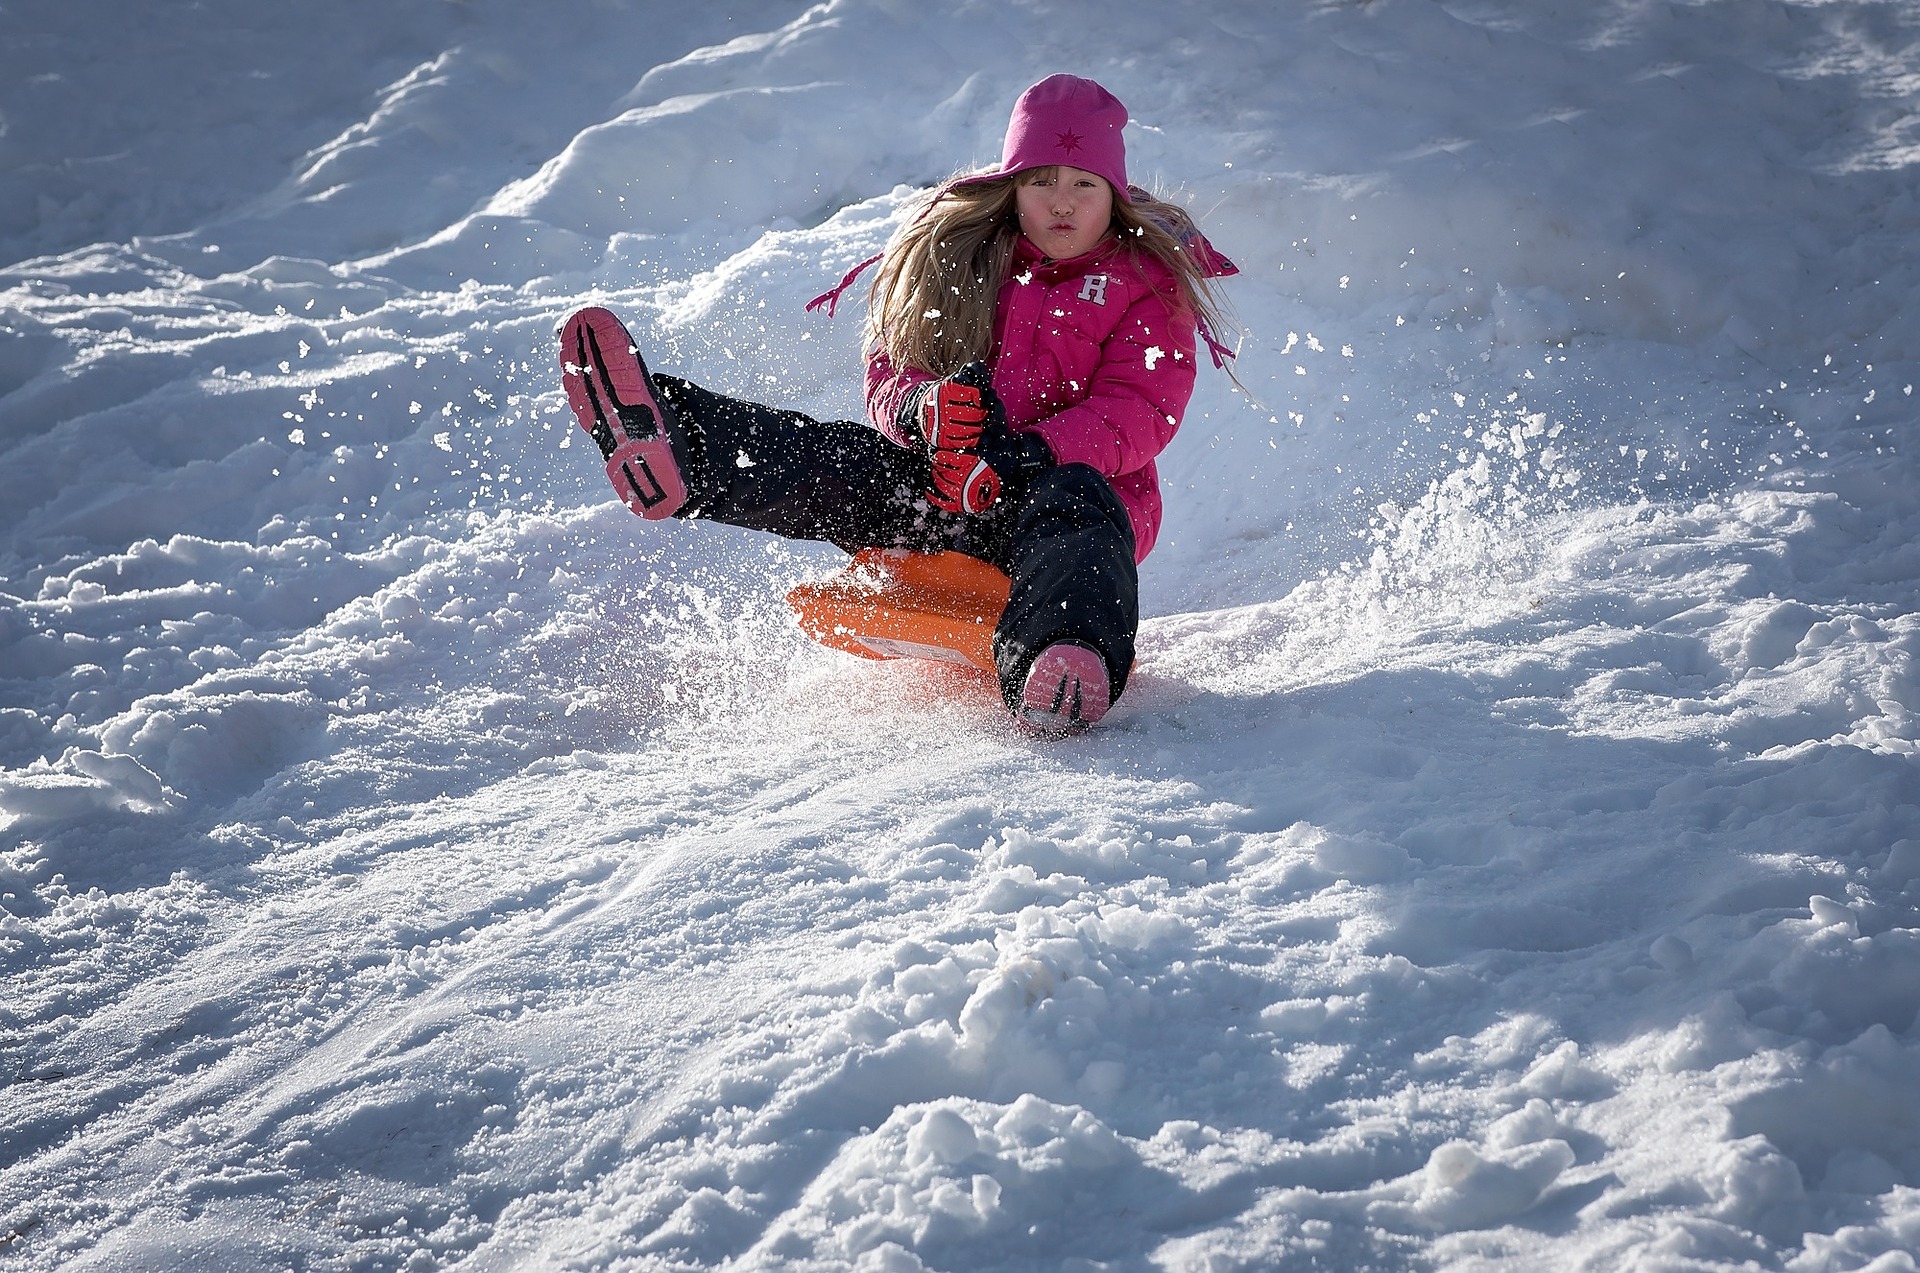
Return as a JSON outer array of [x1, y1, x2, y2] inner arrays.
[[1017, 640, 1112, 734], [558, 306, 690, 519]]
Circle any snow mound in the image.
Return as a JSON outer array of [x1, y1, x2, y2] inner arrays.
[[2, 1, 1918, 1270]]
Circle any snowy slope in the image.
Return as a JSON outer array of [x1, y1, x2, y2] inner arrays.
[[1, 1, 1917, 1269]]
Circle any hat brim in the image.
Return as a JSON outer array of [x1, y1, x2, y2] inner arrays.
[[944, 166, 1133, 203]]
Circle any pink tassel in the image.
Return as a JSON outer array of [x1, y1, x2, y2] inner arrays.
[[1197, 315, 1236, 369], [806, 253, 883, 317]]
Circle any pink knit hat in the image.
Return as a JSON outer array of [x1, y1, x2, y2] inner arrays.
[[955, 74, 1132, 202]]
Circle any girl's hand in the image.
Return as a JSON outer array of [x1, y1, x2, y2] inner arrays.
[[929, 444, 1002, 514], [929, 422, 1056, 514], [901, 361, 1003, 449]]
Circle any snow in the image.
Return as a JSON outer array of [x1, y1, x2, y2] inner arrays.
[[1, 0, 1917, 1268]]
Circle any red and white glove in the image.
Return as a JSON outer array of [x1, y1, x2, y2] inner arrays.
[[901, 363, 997, 451], [929, 443, 1003, 514]]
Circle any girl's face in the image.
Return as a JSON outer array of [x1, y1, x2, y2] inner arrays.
[[1015, 165, 1115, 260]]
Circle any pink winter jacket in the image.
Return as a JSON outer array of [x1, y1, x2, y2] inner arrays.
[[865, 234, 1198, 561]]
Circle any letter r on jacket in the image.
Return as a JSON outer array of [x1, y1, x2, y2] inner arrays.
[[1077, 274, 1110, 306]]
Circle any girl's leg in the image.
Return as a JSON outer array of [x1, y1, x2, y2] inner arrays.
[[559, 306, 953, 553], [976, 464, 1139, 720], [654, 375, 960, 554]]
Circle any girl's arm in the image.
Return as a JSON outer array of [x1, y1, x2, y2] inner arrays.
[[864, 345, 937, 449], [1029, 290, 1198, 478]]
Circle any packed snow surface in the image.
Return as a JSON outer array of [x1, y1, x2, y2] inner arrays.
[[2, 1, 1918, 1269]]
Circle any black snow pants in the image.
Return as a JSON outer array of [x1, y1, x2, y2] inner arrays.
[[653, 375, 1138, 706]]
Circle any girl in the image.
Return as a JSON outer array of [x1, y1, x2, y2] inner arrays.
[[558, 74, 1236, 733]]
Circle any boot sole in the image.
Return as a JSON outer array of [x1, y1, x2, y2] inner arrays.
[[1018, 641, 1111, 734], [559, 307, 688, 520]]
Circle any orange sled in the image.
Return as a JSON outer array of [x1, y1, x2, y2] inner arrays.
[[786, 549, 1010, 674]]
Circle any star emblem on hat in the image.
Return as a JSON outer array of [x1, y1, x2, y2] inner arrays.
[[1054, 129, 1084, 155]]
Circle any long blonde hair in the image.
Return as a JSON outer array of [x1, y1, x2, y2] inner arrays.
[[865, 169, 1236, 379]]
